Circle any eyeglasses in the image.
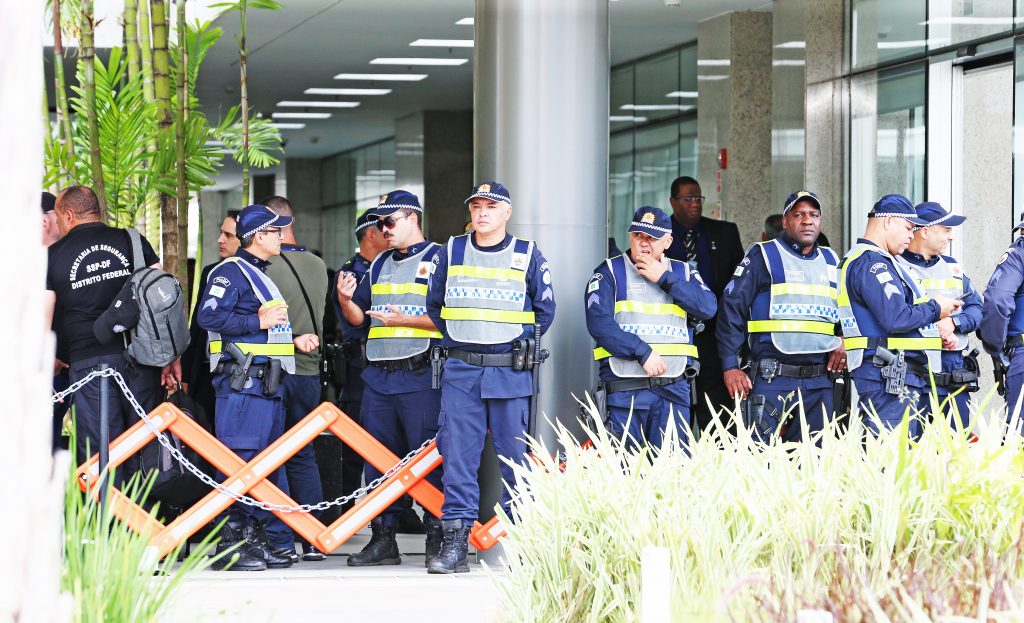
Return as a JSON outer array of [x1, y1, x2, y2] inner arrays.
[[261, 228, 283, 238], [674, 195, 706, 203], [376, 214, 409, 230]]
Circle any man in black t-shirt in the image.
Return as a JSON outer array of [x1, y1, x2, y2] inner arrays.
[[45, 186, 177, 474]]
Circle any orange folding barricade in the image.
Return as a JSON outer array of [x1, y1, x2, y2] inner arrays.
[[76, 401, 507, 558]]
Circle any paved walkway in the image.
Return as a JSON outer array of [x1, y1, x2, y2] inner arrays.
[[161, 531, 504, 623]]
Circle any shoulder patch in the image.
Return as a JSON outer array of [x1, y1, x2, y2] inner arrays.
[[733, 266, 745, 277], [213, 275, 231, 287], [209, 285, 226, 298], [869, 262, 887, 274], [999, 252, 1010, 265], [875, 272, 892, 284]]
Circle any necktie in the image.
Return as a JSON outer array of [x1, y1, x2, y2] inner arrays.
[[683, 230, 697, 263]]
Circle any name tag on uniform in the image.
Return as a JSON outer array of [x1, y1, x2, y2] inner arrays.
[[511, 253, 528, 271]]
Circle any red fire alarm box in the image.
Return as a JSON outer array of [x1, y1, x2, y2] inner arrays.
[[717, 148, 728, 170]]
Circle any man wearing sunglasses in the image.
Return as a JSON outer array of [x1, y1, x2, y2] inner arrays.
[[425, 181, 556, 574], [197, 204, 320, 571], [336, 190, 445, 567]]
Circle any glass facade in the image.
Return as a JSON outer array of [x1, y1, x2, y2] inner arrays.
[[608, 44, 698, 251], [320, 138, 396, 268]]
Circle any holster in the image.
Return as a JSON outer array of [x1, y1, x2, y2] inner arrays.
[[262, 359, 283, 396], [580, 383, 610, 431], [993, 352, 1010, 397], [512, 338, 536, 372], [742, 394, 777, 441], [430, 345, 446, 390], [873, 347, 907, 396]]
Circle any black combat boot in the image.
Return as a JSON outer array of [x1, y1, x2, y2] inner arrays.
[[426, 519, 470, 574], [243, 523, 294, 568], [347, 518, 401, 566], [423, 515, 443, 567], [210, 524, 267, 571]]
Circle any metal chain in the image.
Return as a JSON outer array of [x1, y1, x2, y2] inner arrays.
[[55, 368, 436, 513]]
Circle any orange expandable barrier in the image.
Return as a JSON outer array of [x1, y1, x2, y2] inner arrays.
[[76, 401, 507, 558]]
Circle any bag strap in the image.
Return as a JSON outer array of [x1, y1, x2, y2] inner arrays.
[[279, 252, 321, 339], [126, 228, 145, 271]]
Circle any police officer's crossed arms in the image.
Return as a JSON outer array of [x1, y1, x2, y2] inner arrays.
[[585, 206, 716, 447], [717, 191, 846, 441]]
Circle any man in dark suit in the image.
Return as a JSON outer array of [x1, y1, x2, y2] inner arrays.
[[665, 176, 744, 433]]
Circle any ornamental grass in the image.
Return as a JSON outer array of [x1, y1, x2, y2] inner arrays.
[[493, 390, 1024, 622]]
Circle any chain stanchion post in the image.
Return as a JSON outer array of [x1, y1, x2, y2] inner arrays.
[[98, 364, 110, 506]]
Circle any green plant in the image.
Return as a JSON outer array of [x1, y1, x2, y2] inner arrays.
[[63, 465, 222, 623], [492, 395, 1024, 622]]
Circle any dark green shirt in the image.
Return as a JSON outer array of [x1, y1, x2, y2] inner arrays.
[[266, 246, 328, 376]]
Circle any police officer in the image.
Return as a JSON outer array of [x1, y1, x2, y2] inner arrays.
[[895, 202, 981, 428], [335, 190, 444, 567], [718, 191, 846, 441], [425, 181, 556, 574], [838, 195, 962, 437], [585, 207, 716, 447], [980, 214, 1024, 421], [323, 212, 386, 524], [197, 204, 320, 571]]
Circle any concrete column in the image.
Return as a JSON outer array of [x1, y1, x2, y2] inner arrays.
[[697, 11, 773, 245], [771, 0, 807, 217], [395, 110, 474, 242], [473, 0, 608, 535]]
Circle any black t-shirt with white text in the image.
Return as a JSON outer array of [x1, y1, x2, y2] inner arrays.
[[47, 222, 159, 361]]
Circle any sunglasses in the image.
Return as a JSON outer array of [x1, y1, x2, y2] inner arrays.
[[376, 214, 409, 230]]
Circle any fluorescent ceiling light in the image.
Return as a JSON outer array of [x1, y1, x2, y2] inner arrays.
[[697, 59, 730, 66], [334, 73, 428, 81], [411, 39, 474, 47], [621, 104, 693, 111], [610, 115, 648, 123], [698, 75, 728, 81], [456, 17, 474, 25], [271, 112, 332, 119], [772, 59, 805, 66], [268, 123, 306, 129], [774, 40, 805, 49], [367, 169, 396, 175], [666, 91, 698, 98], [305, 87, 392, 95], [277, 100, 360, 108], [371, 57, 468, 66]]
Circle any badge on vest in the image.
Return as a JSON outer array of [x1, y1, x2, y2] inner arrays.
[[511, 252, 528, 271], [417, 261, 432, 278]]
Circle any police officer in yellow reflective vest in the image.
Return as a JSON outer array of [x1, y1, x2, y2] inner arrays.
[[425, 181, 556, 574], [336, 190, 444, 567], [585, 206, 717, 447], [837, 195, 962, 437], [198, 204, 320, 571], [894, 202, 982, 428], [718, 191, 847, 441]]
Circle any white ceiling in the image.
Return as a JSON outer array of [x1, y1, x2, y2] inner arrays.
[[194, 0, 773, 167]]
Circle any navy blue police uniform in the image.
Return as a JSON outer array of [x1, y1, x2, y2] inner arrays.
[[196, 206, 295, 559], [326, 212, 377, 517], [718, 191, 842, 441], [838, 195, 943, 438], [896, 202, 981, 428], [585, 207, 717, 447], [426, 183, 556, 526], [980, 214, 1024, 424], [346, 192, 445, 545]]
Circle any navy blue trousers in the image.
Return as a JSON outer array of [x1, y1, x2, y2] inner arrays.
[[751, 376, 833, 443], [360, 385, 443, 526], [606, 388, 690, 449], [212, 375, 293, 549], [437, 377, 530, 522], [853, 375, 924, 440], [281, 374, 324, 521]]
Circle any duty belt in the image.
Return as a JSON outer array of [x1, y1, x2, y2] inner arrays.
[[602, 375, 685, 394], [445, 349, 516, 367], [368, 351, 430, 372], [752, 359, 828, 382], [904, 362, 979, 388], [214, 361, 272, 378]]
